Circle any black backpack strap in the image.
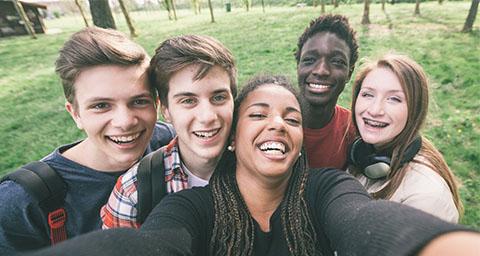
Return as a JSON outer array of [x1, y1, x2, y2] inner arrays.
[[1, 161, 68, 244], [136, 149, 166, 224]]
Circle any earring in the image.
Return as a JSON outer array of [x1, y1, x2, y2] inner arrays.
[[227, 145, 235, 152], [298, 152, 302, 157]]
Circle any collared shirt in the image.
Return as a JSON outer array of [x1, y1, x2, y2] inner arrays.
[[101, 137, 192, 229]]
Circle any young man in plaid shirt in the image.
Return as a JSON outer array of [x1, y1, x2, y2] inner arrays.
[[101, 35, 237, 228]]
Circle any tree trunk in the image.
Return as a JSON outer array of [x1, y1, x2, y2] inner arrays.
[[159, 0, 173, 20], [118, 0, 137, 37], [261, 0, 265, 12], [13, 0, 36, 38], [244, 0, 250, 11], [88, 0, 116, 29], [171, 0, 178, 20], [207, 0, 215, 22], [414, 0, 420, 16], [74, 0, 89, 27], [462, 0, 479, 32], [362, 0, 370, 25], [192, 0, 200, 15], [321, 0, 325, 13], [334, 0, 338, 8], [381, 0, 385, 11], [438, 0, 443, 4]]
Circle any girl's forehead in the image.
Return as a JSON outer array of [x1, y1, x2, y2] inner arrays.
[[240, 85, 300, 111]]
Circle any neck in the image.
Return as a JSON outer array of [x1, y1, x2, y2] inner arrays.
[[303, 101, 336, 129], [62, 139, 133, 172], [180, 153, 219, 180], [236, 169, 290, 232]]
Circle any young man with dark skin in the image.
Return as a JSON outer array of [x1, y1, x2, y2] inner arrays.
[[295, 14, 359, 169]]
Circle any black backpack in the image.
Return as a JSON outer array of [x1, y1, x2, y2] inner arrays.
[[136, 149, 167, 224], [1, 149, 167, 241], [1, 161, 68, 245]]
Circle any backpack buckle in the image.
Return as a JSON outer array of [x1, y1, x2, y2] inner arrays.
[[48, 208, 66, 228]]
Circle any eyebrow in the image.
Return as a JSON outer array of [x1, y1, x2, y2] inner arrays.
[[85, 92, 152, 103], [301, 49, 348, 59], [246, 102, 301, 114], [172, 88, 231, 98], [360, 86, 405, 94]]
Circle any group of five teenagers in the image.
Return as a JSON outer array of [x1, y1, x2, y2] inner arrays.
[[0, 27, 174, 254], [348, 53, 462, 222], [296, 14, 358, 170], [0, 15, 471, 255], [24, 75, 479, 256], [101, 35, 237, 228]]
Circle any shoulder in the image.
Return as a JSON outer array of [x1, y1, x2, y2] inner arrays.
[[160, 185, 212, 208], [307, 168, 370, 202], [146, 122, 176, 154], [392, 158, 459, 222], [335, 105, 351, 116], [0, 180, 33, 207], [142, 186, 213, 231], [116, 162, 141, 195], [401, 158, 453, 195]]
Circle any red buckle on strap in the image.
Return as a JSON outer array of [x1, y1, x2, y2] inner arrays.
[[48, 208, 66, 228], [48, 208, 67, 244]]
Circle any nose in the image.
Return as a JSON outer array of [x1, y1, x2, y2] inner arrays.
[[312, 59, 330, 77], [111, 107, 138, 130], [196, 102, 218, 125], [268, 115, 286, 132], [367, 98, 385, 116]]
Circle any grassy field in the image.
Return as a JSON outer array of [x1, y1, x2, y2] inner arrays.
[[0, 1, 478, 227]]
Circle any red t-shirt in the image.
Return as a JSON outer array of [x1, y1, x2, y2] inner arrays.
[[304, 105, 357, 170]]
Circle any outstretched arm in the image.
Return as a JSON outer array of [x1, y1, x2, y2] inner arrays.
[[308, 168, 477, 256]]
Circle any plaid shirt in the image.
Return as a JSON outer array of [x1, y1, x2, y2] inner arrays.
[[100, 137, 188, 229]]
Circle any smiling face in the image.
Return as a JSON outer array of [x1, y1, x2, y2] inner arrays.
[[355, 67, 408, 148], [234, 84, 303, 184], [162, 64, 234, 170], [297, 32, 351, 108], [66, 64, 157, 171]]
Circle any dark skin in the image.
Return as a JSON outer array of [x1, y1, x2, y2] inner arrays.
[[297, 32, 351, 129]]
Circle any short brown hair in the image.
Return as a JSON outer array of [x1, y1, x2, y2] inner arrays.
[[148, 35, 237, 106], [55, 26, 150, 104]]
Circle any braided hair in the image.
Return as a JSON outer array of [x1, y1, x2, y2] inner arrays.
[[209, 75, 317, 255]]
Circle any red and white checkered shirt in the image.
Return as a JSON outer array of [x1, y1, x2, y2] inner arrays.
[[100, 137, 188, 229]]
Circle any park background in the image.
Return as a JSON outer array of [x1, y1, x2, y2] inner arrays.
[[0, 0, 478, 227]]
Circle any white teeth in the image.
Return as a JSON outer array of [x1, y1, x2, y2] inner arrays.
[[364, 119, 388, 128], [308, 83, 330, 89], [109, 132, 141, 144], [259, 141, 286, 154], [194, 129, 219, 138]]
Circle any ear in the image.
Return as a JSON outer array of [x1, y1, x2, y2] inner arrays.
[[65, 101, 83, 130], [160, 104, 172, 123], [155, 97, 160, 111]]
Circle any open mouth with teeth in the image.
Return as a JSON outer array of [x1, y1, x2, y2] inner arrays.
[[307, 83, 332, 93], [108, 132, 142, 145], [259, 141, 286, 155], [308, 83, 330, 89], [193, 128, 220, 139], [364, 118, 388, 128]]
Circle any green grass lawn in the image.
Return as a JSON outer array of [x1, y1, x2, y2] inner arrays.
[[0, 1, 478, 227]]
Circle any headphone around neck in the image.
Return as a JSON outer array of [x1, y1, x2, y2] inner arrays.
[[348, 136, 422, 179]]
